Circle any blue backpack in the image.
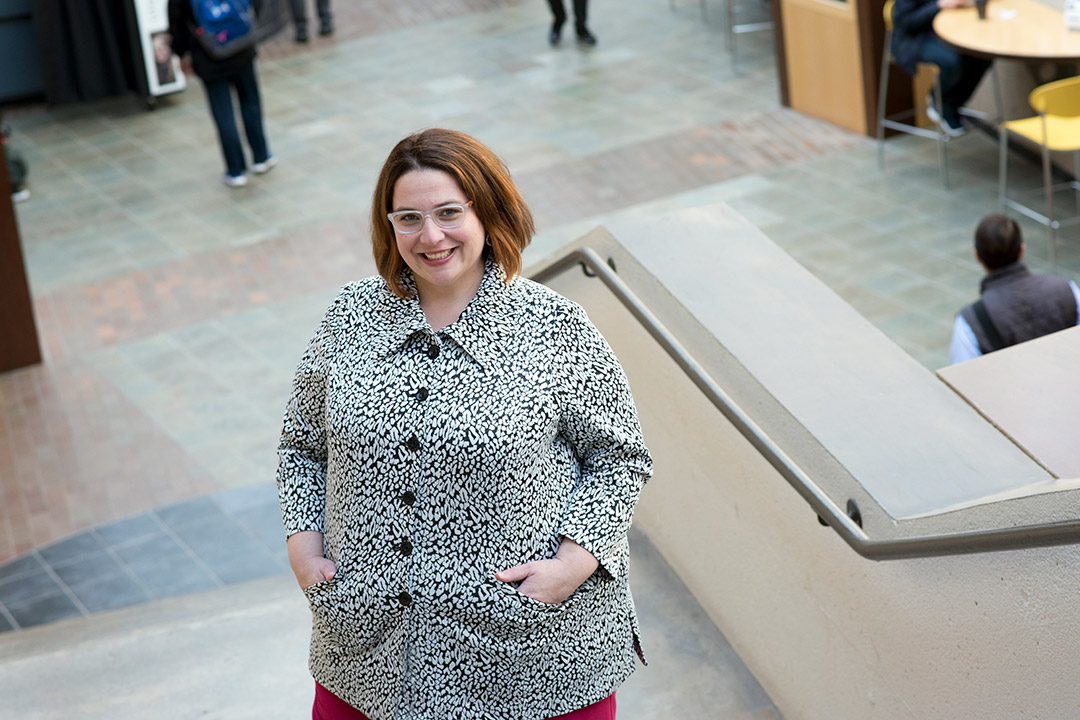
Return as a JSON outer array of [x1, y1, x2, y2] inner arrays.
[[189, 0, 256, 59]]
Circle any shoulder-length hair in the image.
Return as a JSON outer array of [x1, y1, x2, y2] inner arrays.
[[371, 128, 535, 298]]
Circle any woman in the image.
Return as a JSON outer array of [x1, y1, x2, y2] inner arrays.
[[277, 128, 653, 720]]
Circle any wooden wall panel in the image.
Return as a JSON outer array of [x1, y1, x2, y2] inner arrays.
[[0, 141, 42, 372], [781, 0, 867, 135]]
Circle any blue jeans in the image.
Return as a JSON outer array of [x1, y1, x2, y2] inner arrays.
[[201, 61, 270, 177], [917, 36, 990, 127]]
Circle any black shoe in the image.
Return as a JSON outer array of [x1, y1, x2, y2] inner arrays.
[[319, 20, 334, 36], [576, 26, 597, 46], [549, 22, 563, 46], [294, 28, 309, 43]]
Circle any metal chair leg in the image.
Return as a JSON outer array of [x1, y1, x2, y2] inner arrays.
[[933, 81, 949, 189], [1043, 140, 1056, 264], [877, 36, 891, 171], [998, 126, 1009, 212], [991, 63, 1004, 123]]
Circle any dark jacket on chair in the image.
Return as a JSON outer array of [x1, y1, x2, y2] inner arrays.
[[891, 0, 941, 74]]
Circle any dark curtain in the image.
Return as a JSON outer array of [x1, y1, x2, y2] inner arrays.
[[31, 0, 139, 105]]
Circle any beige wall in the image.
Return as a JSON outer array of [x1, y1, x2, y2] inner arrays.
[[534, 207, 1080, 719]]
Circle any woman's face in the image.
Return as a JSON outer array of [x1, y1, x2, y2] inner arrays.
[[391, 168, 487, 302]]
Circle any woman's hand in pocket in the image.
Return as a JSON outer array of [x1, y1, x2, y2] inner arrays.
[[496, 537, 598, 604], [288, 531, 337, 590]]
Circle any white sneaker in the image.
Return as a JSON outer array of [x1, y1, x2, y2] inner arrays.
[[925, 95, 942, 125], [11, 188, 30, 203], [925, 96, 966, 138], [223, 172, 248, 188], [251, 155, 278, 174]]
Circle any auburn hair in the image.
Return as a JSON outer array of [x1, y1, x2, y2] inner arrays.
[[371, 129, 535, 298]]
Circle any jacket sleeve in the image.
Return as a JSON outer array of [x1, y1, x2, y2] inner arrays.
[[892, 0, 941, 34], [276, 295, 339, 538], [554, 304, 653, 579]]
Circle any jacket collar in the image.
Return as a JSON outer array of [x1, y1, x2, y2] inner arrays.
[[370, 258, 517, 371], [980, 261, 1029, 294]]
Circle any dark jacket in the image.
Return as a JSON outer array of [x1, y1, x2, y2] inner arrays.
[[890, 0, 940, 75], [167, 0, 260, 81], [959, 262, 1079, 354]]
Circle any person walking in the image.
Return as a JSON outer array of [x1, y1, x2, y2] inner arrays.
[[168, 0, 278, 188], [547, 0, 596, 46], [277, 128, 652, 719], [949, 213, 1080, 363], [291, 0, 333, 43]]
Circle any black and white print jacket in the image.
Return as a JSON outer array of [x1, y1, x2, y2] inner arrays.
[[277, 259, 653, 720]]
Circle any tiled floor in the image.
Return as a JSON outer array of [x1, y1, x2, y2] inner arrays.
[[2, 0, 1078, 631], [0, 483, 287, 630]]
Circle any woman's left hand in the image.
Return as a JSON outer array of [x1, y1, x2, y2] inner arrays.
[[496, 538, 599, 604]]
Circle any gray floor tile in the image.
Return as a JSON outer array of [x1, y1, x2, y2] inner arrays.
[[38, 531, 105, 566], [156, 496, 230, 529], [0, 554, 46, 584], [51, 547, 125, 589], [113, 534, 221, 600], [5, 591, 83, 629], [0, 569, 65, 607], [170, 517, 284, 585], [66, 571, 152, 614], [94, 513, 165, 549]]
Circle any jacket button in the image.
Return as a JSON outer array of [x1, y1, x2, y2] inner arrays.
[[406, 435, 420, 452], [401, 491, 416, 506], [398, 591, 412, 607], [416, 388, 429, 401], [400, 539, 413, 556], [427, 345, 440, 359]]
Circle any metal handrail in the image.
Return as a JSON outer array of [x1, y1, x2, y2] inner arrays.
[[531, 246, 1080, 561]]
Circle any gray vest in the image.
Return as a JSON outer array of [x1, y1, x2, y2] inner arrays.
[[959, 262, 1077, 354]]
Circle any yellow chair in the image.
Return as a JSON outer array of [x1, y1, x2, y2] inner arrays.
[[877, 0, 951, 187], [999, 75, 1080, 265]]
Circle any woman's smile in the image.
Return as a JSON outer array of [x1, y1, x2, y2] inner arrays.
[[421, 247, 456, 262]]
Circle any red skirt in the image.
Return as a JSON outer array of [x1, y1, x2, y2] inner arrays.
[[313, 682, 617, 720]]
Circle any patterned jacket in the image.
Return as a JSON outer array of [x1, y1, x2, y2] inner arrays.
[[277, 260, 653, 719]]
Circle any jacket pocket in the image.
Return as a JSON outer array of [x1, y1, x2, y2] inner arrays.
[[303, 573, 399, 652]]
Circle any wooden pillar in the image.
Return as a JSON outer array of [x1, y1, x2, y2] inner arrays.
[[0, 140, 42, 372]]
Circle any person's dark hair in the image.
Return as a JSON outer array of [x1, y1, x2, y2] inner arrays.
[[974, 213, 1023, 271], [371, 128, 535, 298]]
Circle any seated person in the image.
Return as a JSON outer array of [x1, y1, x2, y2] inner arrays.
[[891, 0, 991, 136], [949, 214, 1080, 364]]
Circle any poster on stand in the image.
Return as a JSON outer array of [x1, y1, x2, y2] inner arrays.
[[131, 0, 186, 97]]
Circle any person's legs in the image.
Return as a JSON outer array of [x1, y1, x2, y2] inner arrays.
[[316, 0, 333, 34], [312, 682, 372, 720], [290, 0, 310, 41], [232, 61, 270, 165], [917, 36, 981, 129], [573, 0, 589, 30], [946, 54, 991, 114], [547, 0, 567, 44], [201, 76, 246, 178], [547, 693, 617, 720]]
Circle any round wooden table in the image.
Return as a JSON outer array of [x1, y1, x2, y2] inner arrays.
[[933, 0, 1080, 62]]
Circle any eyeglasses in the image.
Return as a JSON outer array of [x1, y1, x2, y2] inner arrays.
[[387, 201, 473, 234]]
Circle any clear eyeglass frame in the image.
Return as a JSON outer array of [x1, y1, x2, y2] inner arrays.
[[387, 201, 474, 234]]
